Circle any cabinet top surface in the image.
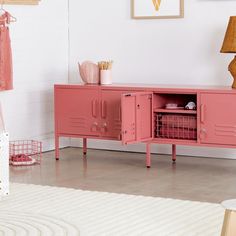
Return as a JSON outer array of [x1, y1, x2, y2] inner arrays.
[[54, 83, 236, 92]]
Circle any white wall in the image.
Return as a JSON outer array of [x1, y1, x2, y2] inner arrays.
[[1, 0, 69, 151], [68, 0, 236, 159]]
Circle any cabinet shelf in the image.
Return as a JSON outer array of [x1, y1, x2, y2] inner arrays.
[[154, 108, 197, 114]]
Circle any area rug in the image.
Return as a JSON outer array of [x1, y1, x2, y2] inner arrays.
[[0, 183, 224, 236]]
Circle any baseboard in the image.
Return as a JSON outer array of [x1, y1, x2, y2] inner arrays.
[[70, 138, 236, 159], [37, 135, 70, 152]]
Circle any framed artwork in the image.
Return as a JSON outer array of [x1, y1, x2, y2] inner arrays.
[[2, 0, 40, 5], [131, 0, 184, 19]]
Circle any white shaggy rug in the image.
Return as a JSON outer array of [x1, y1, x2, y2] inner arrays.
[[0, 183, 224, 236]]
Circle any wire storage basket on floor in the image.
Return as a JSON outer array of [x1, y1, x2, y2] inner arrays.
[[9, 140, 42, 166], [157, 114, 197, 140]]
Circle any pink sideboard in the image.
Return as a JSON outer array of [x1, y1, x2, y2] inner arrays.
[[54, 84, 236, 167]]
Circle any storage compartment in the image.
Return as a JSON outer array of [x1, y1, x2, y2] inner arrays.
[[156, 114, 197, 140], [153, 93, 197, 110]]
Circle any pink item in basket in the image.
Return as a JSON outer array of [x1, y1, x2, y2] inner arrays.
[[161, 114, 197, 129], [10, 154, 36, 166], [78, 61, 99, 84], [160, 127, 197, 140]]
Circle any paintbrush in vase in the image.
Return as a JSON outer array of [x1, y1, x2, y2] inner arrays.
[[98, 60, 113, 70]]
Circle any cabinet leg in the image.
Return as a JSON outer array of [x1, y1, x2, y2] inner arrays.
[[172, 144, 176, 163], [146, 143, 151, 168], [55, 135, 59, 160], [83, 138, 87, 156]]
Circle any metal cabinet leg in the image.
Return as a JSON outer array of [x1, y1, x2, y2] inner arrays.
[[83, 138, 87, 156], [172, 144, 176, 163], [55, 135, 59, 160], [146, 143, 151, 168]]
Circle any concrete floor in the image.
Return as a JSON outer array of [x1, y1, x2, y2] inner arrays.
[[10, 147, 236, 203]]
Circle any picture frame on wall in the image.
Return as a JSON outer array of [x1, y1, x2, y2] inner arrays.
[[2, 0, 40, 5], [131, 0, 184, 19]]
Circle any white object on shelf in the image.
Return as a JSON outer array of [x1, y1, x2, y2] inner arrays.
[[165, 103, 178, 109], [185, 102, 196, 110], [100, 70, 112, 85], [0, 132, 9, 197]]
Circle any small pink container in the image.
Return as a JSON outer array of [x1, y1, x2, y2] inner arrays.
[[100, 70, 112, 85]]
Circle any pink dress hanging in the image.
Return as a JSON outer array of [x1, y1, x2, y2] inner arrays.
[[0, 12, 13, 91]]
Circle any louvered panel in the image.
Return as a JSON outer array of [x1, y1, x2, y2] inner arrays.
[[114, 119, 121, 131], [69, 117, 87, 129], [215, 124, 236, 137]]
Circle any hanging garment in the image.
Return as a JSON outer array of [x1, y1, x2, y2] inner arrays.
[[0, 12, 13, 90]]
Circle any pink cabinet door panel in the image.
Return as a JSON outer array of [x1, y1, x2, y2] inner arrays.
[[200, 93, 236, 145], [122, 92, 153, 145], [55, 88, 100, 136], [100, 90, 127, 140]]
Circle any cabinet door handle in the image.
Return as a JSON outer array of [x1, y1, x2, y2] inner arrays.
[[92, 100, 98, 118], [101, 101, 107, 119], [200, 104, 205, 123]]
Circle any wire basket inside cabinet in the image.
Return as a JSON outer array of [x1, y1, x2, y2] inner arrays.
[[9, 140, 42, 166], [156, 114, 197, 140]]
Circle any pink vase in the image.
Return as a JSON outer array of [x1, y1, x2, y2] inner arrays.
[[78, 61, 99, 84]]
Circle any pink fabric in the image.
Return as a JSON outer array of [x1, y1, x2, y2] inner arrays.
[[160, 127, 197, 139], [0, 12, 13, 90], [161, 114, 197, 129]]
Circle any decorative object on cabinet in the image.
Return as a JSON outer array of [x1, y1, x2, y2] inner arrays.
[[221, 16, 236, 89], [0, 4, 16, 91], [78, 61, 100, 84], [98, 60, 113, 85], [131, 0, 184, 19], [54, 84, 236, 168], [221, 199, 236, 236], [9, 140, 42, 166]]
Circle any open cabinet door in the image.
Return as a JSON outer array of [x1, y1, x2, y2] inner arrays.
[[121, 92, 153, 145]]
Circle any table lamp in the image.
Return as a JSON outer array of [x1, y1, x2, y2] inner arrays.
[[221, 16, 236, 88]]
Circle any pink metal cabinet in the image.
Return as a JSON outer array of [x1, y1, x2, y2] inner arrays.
[[200, 93, 236, 145], [121, 92, 153, 145], [54, 84, 236, 167]]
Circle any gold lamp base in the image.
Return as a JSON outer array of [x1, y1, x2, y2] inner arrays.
[[229, 56, 236, 89]]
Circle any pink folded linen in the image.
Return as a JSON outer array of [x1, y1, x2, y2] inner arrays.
[[160, 114, 197, 129], [159, 126, 197, 140]]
